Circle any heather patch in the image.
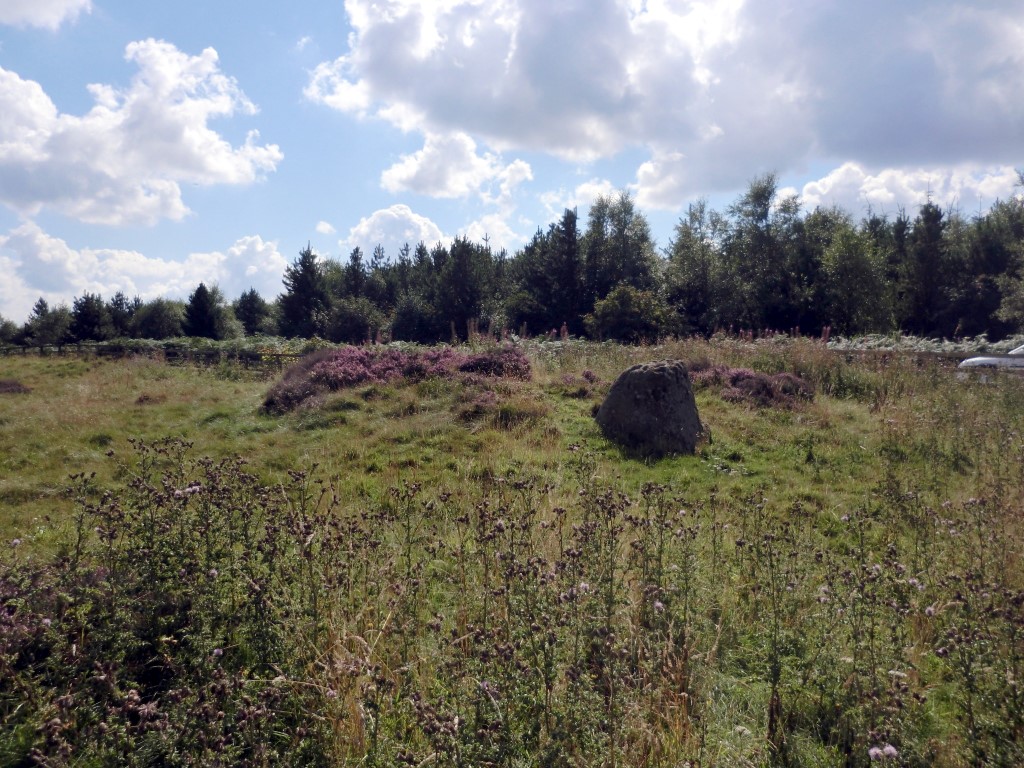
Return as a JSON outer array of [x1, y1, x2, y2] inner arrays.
[[690, 363, 813, 408], [263, 345, 531, 414], [0, 379, 30, 395]]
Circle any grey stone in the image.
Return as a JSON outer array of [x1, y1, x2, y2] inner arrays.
[[595, 360, 703, 457]]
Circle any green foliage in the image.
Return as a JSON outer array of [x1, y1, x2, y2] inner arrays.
[[665, 198, 731, 334], [106, 291, 141, 338], [183, 282, 236, 340], [391, 294, 446, 344], [25, 298, 73, 346], [582, 191, 659, 311], [279, 246, 330, 339], [232, 288, 276, 336], [130, 298, 184, 340], [1, 440, 337, 765], [818, 219, 891, 334], [327, 295, 386, 344], [70, 292, 114, 342], [8, 175, 1024, 346], [0, 313, 19, 344], [507, 208, 586, 336], [584, 284, 670, 343]]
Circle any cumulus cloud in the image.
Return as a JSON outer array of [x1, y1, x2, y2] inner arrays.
[[0, 0, 91, 30], [0, 222, 287, 321], [381, 131, 532, 203], [462, 212, 525, 254], [540, 178, 617, 218], [316, 220, 336, 235], [797, 163, 1022, 216], [341, 204, 446, 257], [0, 39, 282, 226], [309, 0, 1024, 209]]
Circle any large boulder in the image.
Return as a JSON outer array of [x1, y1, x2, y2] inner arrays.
[[595, 360, 703, 457]]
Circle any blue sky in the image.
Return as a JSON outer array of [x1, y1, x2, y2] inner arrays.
[[1, 0, 1022, 322]]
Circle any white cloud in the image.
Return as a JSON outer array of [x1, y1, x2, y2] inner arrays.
[[797, 163, 1022, 216], [310, 1, 1024, 208], [635, 152, 689, 210], [540, 178, 617, 218], [316, 220, 336, 235], [341, 204, 446, 257], [462, 212, 523, 254], [0, 0, 91, 30], [0, 222, 287, 321], [381, 131, 531, 202], [197, 235, 290, 299], [0, 39, 281, 226], [305, 56, 372, 115]]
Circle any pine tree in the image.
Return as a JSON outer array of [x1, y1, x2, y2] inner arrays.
[[183, 283, 223, 339], [71, 293, 114, 341], [233, 288, 273, 335], [278, 245, 330, 338], [107, 292, 142, 338]]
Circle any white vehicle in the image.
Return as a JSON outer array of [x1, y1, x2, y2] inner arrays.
[[957, 343, 1024, 371]]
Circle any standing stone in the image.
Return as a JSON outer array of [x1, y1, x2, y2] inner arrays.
[[595, 360, 703, 456]]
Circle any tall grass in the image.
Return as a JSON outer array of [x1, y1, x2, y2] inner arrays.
[[1, 340, 1023, 765]]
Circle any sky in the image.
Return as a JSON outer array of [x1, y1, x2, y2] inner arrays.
[[0, 0, 1022, 322]]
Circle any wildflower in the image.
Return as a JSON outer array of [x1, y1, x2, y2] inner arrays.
[[42, 618, 52, 627], [10, 538, 21, 547], [883, 744, 898, 758], [925, 604, 936, 617], [212, 648, 223, 658], [208, 568, 218, 579], [653, 600, 665, 613], [326, 689, 337, 699], [868, 746, 883, 761], [578, 581, 590, 594]]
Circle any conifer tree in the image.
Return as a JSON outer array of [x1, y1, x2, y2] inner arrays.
[[278, 245, 330, 338]]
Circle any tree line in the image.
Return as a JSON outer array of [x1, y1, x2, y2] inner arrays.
[[4, 172, 1024, 348]]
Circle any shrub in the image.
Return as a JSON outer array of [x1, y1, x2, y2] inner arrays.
[[0, 440, 337, 765], [457, 346, 532, 379], [692, 364, 814, 408], [583, 285, 668, 343], [262, 345, 532, 414], [327, 296, 386, 345]]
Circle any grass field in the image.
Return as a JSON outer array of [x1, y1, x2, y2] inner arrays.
[[2, 337, 1022, 766]]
